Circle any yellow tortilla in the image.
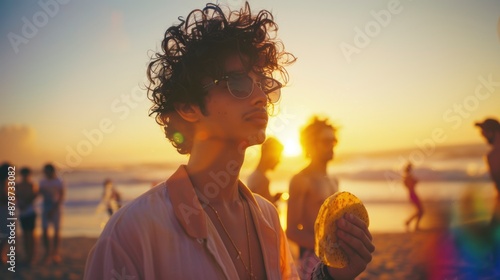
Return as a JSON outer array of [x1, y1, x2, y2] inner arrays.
[[314, 191, 369, 268]]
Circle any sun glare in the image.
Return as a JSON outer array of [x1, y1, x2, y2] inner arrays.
[[283, 138, 302, 157]]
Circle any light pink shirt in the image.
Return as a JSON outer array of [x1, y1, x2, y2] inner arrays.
[[84, 165, 299, 279]]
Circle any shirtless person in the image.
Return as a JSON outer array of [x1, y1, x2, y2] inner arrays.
[[247, 137, 284, 205], [287, 116, 340, 279]]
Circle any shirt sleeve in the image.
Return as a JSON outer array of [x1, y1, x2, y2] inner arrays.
[[84, 236, 141, 280], [279, 224, 300, 279]]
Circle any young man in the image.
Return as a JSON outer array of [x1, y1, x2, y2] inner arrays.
[[247, 137, 284, 205], [85, 3, 373, 279], [39, 163, 65, 264], [286, 116, 342, 279]]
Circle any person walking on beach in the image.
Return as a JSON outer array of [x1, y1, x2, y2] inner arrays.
[[39, 163, 65, 264], [16, 167, 39, 265], [247, 137, 284, 206], [286, 116, 340, 279], [84, 3, 374, 279], [101, 178, 122, 216], [403, 162, 424, 231]]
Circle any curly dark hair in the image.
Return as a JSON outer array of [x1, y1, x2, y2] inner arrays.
[[146, 2, 295, 154]]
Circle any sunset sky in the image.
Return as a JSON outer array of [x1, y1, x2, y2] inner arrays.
[[1, 0, 499, 169]]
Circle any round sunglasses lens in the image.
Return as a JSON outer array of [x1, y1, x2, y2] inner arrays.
[[267, 89, 281, 103], [262, 78, 281, 103], [227, 75, 253, 98]]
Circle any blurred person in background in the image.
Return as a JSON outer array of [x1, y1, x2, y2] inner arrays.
[[39, 163, 65, 264], [286, 116, 341, 279], [475, 117, 500, 225], [17, 167, 39, 265], [101, 178, 122, 216], [402, 162, 424, 231], [247, 137, 283, 206]]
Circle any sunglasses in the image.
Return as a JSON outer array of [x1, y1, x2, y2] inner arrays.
[[203, 73, 282, 103]]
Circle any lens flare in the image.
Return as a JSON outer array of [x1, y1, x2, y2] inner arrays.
[[173, 132, 184, 144]]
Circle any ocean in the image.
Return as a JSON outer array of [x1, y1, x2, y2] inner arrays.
[[20, 156, 496, 238], [16, 140, 495, 237]]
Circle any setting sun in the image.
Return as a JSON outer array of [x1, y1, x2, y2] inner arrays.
[[282, 138, 302, 157]]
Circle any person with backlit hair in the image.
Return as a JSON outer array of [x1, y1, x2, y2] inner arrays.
[[85, 3, 373, 279], [287, 116, 343, 279]]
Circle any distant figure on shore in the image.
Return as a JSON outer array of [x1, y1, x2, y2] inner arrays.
[[247, 137, 284, 205], [475, 118, 500, 225], [0, 162, 12, 265], [17, 167, 39, 265], [286, 116, 341, 279], [39, 163, 65, 264], [101, 178, 121, 216], [403, 162, 424, 231], [475, 118, 500, 274]]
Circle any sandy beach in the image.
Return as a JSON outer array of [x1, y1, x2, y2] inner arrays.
[[358, 227, 499, 280], [1, 224, 498, 280], [0, 237, 96, 280]]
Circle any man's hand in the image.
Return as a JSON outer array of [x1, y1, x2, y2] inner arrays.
[[326, 213, 375, 280]]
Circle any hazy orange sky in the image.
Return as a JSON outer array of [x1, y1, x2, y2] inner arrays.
[[1, 0, 499, 168]]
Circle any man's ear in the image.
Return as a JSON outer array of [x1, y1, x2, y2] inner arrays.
[[174, 103, 202, 123]]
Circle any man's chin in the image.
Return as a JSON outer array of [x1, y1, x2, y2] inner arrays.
[[242, 129, 267, 147]]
